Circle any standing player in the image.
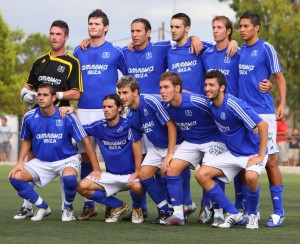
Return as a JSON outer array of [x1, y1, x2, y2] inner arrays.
[[158, 71, 226, 226], [77, 94, 144, 223], [9, 84, 100, 221], [15, 20, 83, 220], [195, 70, 268, 229], [117, 76, 181, 224], [74, 9, 127, 221], [238, 11, 286, 227]]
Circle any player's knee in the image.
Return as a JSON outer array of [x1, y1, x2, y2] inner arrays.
[[130, 182, 143, 195], [245, 172, 258, 190], [195, 169, 207, 185]]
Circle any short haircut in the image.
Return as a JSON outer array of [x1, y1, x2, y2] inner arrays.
[[103, 94, 123, 108], [160, 71, 182, 93], [212, 16, 233, 40], [116, 76, 140, 94], [37, 83, 56, 96], [88, 9, 109, 35], [131, 18, 152, 31], [171, 13, 191, 27], [205, 70, 227, 89], [240, 11, 261, 28], [50, 20, 69, 35]]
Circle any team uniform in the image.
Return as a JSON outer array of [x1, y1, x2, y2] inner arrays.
[[239, 38, 285, 226], [202, 45, 240, 97], [26, 52, 83, 107], [122, 41, 170, 94]]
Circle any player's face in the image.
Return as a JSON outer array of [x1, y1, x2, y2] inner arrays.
[[37, 87, 56, 108], [160, 79, 179, 103], [49, 26, 68, 51], [239, 18, 259, 42], [88, 17, 109, 39], [212, 20, 230, 43], [118, 86, 138, 108], [170, 19, 189, 42], [204, 78, 222, 101], [131, 22, 151, 48], [103, 99, 121, 121]]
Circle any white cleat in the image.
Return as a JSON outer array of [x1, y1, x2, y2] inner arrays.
[[31, 206, 51, 221]]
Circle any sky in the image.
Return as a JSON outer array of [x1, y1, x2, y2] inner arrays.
[[0, 0, 235, 48]]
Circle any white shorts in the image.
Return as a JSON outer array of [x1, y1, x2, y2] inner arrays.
[[77, 109, 104, 153], [86, 172, 139, 197], [259, 114, 279, 154], [173, 140, 228, 169], [24, 155, 80, 187], [142, 134, 153, 155], [203, 151, 268, 183]]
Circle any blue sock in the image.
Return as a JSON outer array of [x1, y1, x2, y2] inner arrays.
[[155, 173, 171, 204], [211, 178, 225, 209], [10, 178, 48, 208], [130, 191, 144, 209], [81, 162, 95, 208], [241, 185, 249, 214], [234, 173, 243, 209], [140, 177, 171, 212], [63, 175, 77, 209], [270, 185, 284, 215], [141, 192, 147, 212], [89, 190, 123, 209], [206, 180, 238, 214], [247, 186, 260, 215], [166, 175, 183, 207], [181, 167, 192, 205], [201, 190, 211, 206]]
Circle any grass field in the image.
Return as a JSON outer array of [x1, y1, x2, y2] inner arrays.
[[0, 166, 299, 244]]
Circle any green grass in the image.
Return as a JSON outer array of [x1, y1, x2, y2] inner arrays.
[[0, 166, 299, 244]]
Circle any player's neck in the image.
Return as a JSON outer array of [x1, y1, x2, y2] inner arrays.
[[170, 93, 182, 107], [40, 106, 56, 117], [131, 96, 140, 110], [246, 36, 259, 46], [51, 48, 67, 57], [90, 36, 105, 47], [135, 41, 149, 51], [212, 93, 224, 107], [216, 39, 230, 51], [176, 36, 188, 47], [107, 116, 120, 127]]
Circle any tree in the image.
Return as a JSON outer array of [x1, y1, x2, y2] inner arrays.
[[220, 0, 300, 126]]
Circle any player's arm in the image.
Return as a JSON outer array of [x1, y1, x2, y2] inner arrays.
[[274, 72, 287, 121], [56, 89, 81, 101], [226, 40, 238, 57], [247, 120, 269, 168], [129, 140, 143, 183], [9, 139, 31, 178], [190, 36, 203, 56], [82, 136, 101, 180], [161, 120, 177, 176], [80, 38, 91, 51]]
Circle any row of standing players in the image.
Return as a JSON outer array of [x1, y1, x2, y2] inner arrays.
[[11, 9, 285, 229]]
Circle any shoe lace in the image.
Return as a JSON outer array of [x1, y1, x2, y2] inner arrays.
[[248, 215, 257, 225]]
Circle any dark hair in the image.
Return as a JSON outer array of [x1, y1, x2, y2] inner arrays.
[[88, 9, 109, 35], [103, 94, 123, 108], [160, 71, 182, 93], [212, 16, 233, 40], [37, 83, 57, 96], [240, 11, 260, 31], [171, 13, 191, 27], [116, 76, 140, 94], [131, 18, 151, 41], [50, 20, 69, 35], [205, 70, 226, 88]]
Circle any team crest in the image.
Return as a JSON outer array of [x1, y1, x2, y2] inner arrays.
[[220, 112, 226, 120], [185, 110, 192, 116], [57, 65, 65, 73], [143, 108, 149, 116], [146, 52, 152, 59], [251, 50, 258, 57], [102, 52, 110, 58], [224, 56, 231, 64], [56, 119, 63, 126], [117, 126, 123, 133]]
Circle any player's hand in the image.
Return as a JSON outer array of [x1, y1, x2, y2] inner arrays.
[[59, 106, 74, 118], [128, 171, 138, 186], [259, 79, 272, 93], [161, 154, 173, 176], [21, 88, 37, 105], [276, 104, 285, 121], [226, 40, 238, 57], [246, 155, 264, 168], [127, 42, 135, 52], [88, 170, 101, 181], [80, 38, 91, 51], [8, 163, 24, 178], [190, 36, 203, 56], [252, 126, 258, 134]]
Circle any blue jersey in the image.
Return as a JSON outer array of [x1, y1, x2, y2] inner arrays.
[[122, 41, 170, 94], [208, 94, 263, 156], [83, 117, 135, 175], [167, 39, 209, 94], [164, 92, 222, 144], [238, 38, 282, 114], [202, 45, 240, 97], [20, 107, 87, 162], [127, 95, 182, 148], [74, 42, 127, 109]]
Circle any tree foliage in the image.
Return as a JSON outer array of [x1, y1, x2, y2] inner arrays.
[[220, 0, 300, 125]]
